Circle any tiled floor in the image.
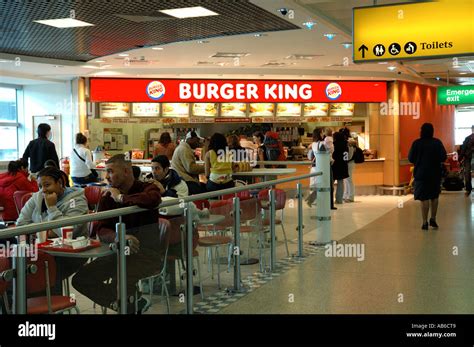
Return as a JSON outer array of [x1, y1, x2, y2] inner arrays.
[[71, 192, 424, 314]]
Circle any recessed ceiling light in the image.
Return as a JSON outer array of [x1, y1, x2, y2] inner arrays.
[[435, 77, 441, 80], [151, 47, 164, 50], [323, 33, 337, 40], [387, 66, 397, 71], [459, 72, 468, 75], [197, 40, 209, 44], [34, 18, 94, 28], [302, 21, 316, 29], [95, 60, 106, 63], [378, 62, 388, 65], [118, 53, 129, 57], [159, 6, 218, 19], [211, 52, 249, 58], [341, 42, 352, 49]]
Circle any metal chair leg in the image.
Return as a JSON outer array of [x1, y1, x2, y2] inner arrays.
[[280, 223, 290, 257], [195, 256, 204, 300]]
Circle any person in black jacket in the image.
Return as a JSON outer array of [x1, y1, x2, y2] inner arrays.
[[22, 123, 59, 175], [408, 123, 447, 230], [332, 131, 349, 204], [459, 125, 474, 197]]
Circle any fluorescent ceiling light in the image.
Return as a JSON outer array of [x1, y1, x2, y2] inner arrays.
[[211, 52, 249, 58], [34, 18, 94, 28], [159, 6, 218, 19], [95, 60, 106, 63], [387, 66, 397, 71], [118, 53, 129, 57], [151, 47, 164, 50]]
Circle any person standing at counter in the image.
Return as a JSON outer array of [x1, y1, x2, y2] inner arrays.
[[408, 123, 447, 230], [22, 123, 59, 175], [253, 131, 267, 168], [171, 131, 206, 195], [333, 131, 349, 205], [70, 133, 98, 185], [306, 128, 324, 207], [340, 127, 356, 203], [153, 132, 176, 160], [205, 133, 236, 192]]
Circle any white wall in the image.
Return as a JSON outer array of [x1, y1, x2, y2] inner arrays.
[[22, 80, 79, 159]]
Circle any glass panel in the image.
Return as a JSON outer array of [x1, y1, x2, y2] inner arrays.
[[0, 87, 17, 122], [0, 126, 18, 160]]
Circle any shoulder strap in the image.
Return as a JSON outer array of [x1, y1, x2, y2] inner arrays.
[[73, 148, 86, 162]]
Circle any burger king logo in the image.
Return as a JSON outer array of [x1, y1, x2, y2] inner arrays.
[[325, 82, 342, 100], [147, 81, 166, 100]]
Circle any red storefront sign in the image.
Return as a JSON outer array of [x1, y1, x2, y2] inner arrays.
[[90, 79, 387, 103]]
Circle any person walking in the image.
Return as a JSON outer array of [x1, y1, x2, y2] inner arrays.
[[460, 125, 474, 197], [22, 123, 59, 175], [408, 123, 447, 230]]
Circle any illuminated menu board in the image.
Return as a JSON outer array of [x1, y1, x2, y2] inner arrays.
[[162, 103, 190, 117], [276, 103, 302, 117], [249, 103, 275, 117], [132, 103, 160, 117], [330, 103, 354, 116], [192, 103, 218, 117], [100, 103, 130, 118], [303, 103, 329, 116], [220, 103, 247, 117]]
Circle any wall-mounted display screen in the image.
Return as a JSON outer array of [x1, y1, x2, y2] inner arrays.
[[303, 103, 329, 116], [162, 103, 190, 117], [330, 103, 354, 116], [132, 103, 160, 117], [249, 103, 275, 117], [220, 103, 247, 117], [192, 103, 218, 117], [100, 103, 130, 118], [276, 103, 302, 117]]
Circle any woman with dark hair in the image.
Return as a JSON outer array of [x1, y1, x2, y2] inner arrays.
[[227, 134, 248, 162], [15, 166, 89, 293], [408, 123, 447, 230], [70, 132, 97, 185], [153, 132, 176, 160], [205, 133, 236, 192], [332, 131, 349, 205], [22, 123, 59, 175], [253, 131, 267, 168], [0, 158, 38, 222]]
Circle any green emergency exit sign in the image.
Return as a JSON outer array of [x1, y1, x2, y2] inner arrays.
[[437, 86, 474, 105]]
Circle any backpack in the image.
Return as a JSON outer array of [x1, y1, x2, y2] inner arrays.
[[263, 131, 286, 161], [353, 147, 365, 164]]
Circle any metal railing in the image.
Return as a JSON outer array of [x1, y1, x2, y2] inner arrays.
[[1, 161, 330, 315]]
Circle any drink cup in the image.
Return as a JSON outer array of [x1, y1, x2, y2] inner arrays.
[[36, 231, 47, 243], [61, 226, 74, 240]]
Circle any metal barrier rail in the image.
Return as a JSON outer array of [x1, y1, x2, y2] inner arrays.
[[1, 167, 329, 315]]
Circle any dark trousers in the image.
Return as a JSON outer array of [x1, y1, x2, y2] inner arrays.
[[464, 160, 472, 193], [330, 166, 335, 209], [52, 257, 88, 295], [71, 174, 97, 185], [186, 181, 207, 195], [206, 179, 235, 192]]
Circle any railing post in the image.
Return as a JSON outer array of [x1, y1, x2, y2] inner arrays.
[[12, 237, 26, 314], [185, 203, 194, 314], [233, 197, 241, 291], [116, 221, 127, 314], [315, 148, 332, 245], [269, 189, 276, 271], [296, 182, 304, 257]]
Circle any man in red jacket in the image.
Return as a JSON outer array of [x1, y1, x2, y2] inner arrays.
[[72, 154, 163, 313]]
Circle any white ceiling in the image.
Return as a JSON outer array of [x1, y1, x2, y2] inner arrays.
[[0, 0, 472, 86]]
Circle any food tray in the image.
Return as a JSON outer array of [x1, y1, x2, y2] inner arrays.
[[38, 239, 101, 253]]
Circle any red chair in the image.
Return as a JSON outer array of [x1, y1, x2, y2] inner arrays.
[[193, 199, 210, 210], [26, 251, 79, 314], [258, 189, 289, 257], [13, 191, 33, 216], [84, 186, 102, 238], [221, 190, 252, 201], [0, 255, 12, 314]]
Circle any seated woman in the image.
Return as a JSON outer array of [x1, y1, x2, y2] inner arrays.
[[205, 133, 236, 192], [0, 158, 38, 223], [15, 166, 89, 294], [70, 132, 98, 186]]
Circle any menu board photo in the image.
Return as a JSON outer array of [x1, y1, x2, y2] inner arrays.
[[249, 103, 275, 117], [132, 103, 160, 117], [303, 103, 329, 116], [100, 103, 130, 118], [162, 103, 190, 117], [220, 103, 247, 117], [330, 103, 355, 116], [192, 103, 218, 117], [276, 103, 302, 117]]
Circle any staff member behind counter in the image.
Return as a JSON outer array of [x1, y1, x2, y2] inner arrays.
[[171, 131, 207, 195]]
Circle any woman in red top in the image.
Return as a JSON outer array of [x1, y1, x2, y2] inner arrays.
[[153, 132, 176, 160], [0, 158, 38, 222]]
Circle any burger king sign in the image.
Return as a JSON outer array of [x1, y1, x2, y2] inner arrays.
[[147, 81, 166, 100], [325, 82, 342, 100]]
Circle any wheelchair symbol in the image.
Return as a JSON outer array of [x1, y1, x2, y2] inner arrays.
[[389, 43, 401, 56]]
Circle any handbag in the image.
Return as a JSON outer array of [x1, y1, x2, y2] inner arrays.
[[73, 148, 99, 178]]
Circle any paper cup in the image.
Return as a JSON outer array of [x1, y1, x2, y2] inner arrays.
[[61, 226, 74, 240], [36, 231, 47, 243]]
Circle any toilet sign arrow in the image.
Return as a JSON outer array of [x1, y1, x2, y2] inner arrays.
[[358, 44, 368, 58]]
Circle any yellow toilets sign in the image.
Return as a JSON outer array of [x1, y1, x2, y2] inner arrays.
[[353, 0, 474, 62]]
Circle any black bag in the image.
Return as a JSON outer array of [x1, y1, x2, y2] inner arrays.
[[443, 173, 464, 191], [73, 149, 99, 178], [353, 147, 365, 164]]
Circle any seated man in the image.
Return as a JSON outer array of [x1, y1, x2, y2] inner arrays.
[[71, 154, 163, 313], [171, 131, 206, 195], [150, 155, 188, 198]]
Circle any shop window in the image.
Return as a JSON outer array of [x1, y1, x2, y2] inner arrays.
[[455, 110, 474, 145], [0, 87, 19, 161]]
